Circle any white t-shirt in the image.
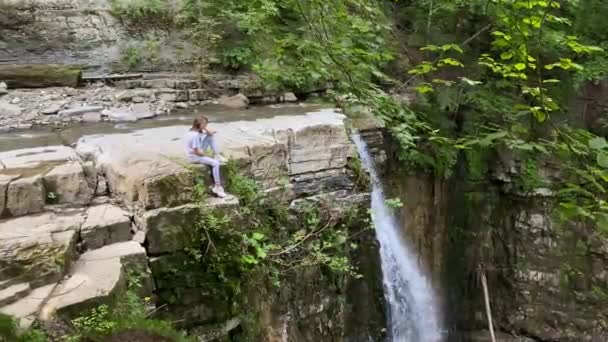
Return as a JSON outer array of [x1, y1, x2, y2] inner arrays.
[[185, 130, 201, 161]]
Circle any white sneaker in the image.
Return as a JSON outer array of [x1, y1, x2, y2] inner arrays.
[[212, 185, 227, 198]]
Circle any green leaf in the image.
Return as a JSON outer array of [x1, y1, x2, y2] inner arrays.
[[589, 137, 608, 150], [500, 52, 513, 60], [597, 153, 608, 168], [438, 58, 464, 67], [514, 63, 526, 71], [596, 213, 608, 235], [415, 83, 434, 93], [251, 232, 265, 240], [459, 77, 482, 85]]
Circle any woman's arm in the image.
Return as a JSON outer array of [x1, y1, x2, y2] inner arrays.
[[202, 127, 217, 135]]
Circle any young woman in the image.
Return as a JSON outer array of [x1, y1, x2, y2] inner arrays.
[[185, 116, 229, 198]]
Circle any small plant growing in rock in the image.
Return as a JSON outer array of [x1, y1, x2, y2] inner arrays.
[[65, 276, 193, 341], [385, 198, 403, 210]]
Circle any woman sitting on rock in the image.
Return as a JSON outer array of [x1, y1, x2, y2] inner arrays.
[[185, 115, 229, 198]]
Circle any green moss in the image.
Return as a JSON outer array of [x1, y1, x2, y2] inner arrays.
[[110, 0, 173, 23], [464, 147, 487, 180]]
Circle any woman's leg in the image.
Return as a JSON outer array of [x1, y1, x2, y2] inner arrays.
[[200, 134, 220, 156], [193, 156, 221, 185]]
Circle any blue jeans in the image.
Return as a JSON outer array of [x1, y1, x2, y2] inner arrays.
[[191, 134, 221, 185]]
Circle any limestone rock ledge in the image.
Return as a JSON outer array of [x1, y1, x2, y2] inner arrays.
[[76, 108, 354, 210], [0, 109, 387, 339]]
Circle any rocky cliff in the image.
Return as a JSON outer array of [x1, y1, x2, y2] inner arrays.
[[0, 0, 186, 74], [0, 109, 386, 340], [386, 145, 608, 341]]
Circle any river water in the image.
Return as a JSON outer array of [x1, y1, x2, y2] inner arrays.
[[0, 103, 329, 152], [352, 134, 442, 342]]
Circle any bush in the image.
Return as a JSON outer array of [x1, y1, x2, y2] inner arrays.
[[0, 313, 46, 342], [67, 278, 193, 342]]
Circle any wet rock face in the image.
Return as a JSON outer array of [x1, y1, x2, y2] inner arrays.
[[387, 150, 608, 341]]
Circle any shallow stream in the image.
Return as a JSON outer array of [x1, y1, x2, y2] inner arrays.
[[0, 103, 330, 152]]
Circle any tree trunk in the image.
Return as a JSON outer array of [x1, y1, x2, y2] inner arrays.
[[0, 64, 82, 88]]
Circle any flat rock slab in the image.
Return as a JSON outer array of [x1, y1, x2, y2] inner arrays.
[[59, 106, 103, 117], [0, 209, 84, 287], [81, 204, 132, 250], [0, 145, 81, 170], [76, 109, 351, 209], [0, 282, 30, 307], [40, 241, 147, 319], [0, 283, 56, 329]]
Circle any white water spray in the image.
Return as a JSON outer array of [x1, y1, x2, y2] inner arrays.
[[352, 134, 442, 342]]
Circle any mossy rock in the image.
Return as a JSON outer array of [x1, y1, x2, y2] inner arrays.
[[0, 64, 82, 88]]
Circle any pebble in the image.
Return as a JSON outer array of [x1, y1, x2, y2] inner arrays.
[[10, 97, 21, 104]]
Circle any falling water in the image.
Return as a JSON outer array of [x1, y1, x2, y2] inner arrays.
[[352, 134, 442, 342]]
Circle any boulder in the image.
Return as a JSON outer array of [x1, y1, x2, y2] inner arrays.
[[43, 161, 93, 205], [283, 92, 298, 102], [218, 94, 249, 109], [130, 103, 155, 120], [0, 209, 84, 287], [40, 241, 148, 319], [0, 82, 7, 96], [81, 204, 132, 250], [40, 104, 62, 115]]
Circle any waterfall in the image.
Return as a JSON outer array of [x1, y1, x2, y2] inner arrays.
[[352, 134, 442, 342]]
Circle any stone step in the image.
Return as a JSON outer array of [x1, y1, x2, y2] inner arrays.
[[0, 282, 30, 307], [0, 283, 56, 329], [0, 209, 83, 287], [0, 146, 94, 218], [115, 79, 203, 90], [81, 203, 132, 250], [40, 241, 148, 320]]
